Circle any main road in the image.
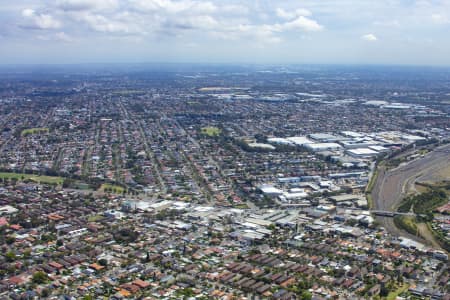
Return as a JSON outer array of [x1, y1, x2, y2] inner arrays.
[[371, 143, 450, 244]]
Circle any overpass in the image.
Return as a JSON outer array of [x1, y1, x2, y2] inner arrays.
[[371, 210, 425, 218]]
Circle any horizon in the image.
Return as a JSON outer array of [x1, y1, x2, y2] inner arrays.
[[1, 61, 450, 69]]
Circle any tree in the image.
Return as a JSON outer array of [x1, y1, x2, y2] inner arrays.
[[300, 291, 312, 300], [5, 251, 16, 262], [380, 284, 389, 297], [41, 288, 50, 297], [177, 288, 195, 298], [22, 249, 31, 259], [32, 271, 48, 284], [41, 233, 56, 243], [98, 258, 108, 267], [6, 236, 15, 245]]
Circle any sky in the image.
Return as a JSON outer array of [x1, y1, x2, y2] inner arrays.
[[1, 0, 450, 66]]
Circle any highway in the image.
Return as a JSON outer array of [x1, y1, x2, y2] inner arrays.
[[371, 143, 450, 244]]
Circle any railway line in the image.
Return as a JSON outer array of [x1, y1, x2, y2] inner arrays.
[[371, 143, 450, 244]]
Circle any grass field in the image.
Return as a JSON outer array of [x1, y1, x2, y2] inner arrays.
[[366, 168, 379, 193], [99, 183, 126, 194], [88, 215, 105, 222], [386, 283, 409, 300], [366, 194, 374, 209], [201, 126, 221, 137], [366, 168, 379, 209], [234, 204, 249, 209], [0, 172, 63, 185], [21, 127, 49, 136], [394, 215, 418, 236]]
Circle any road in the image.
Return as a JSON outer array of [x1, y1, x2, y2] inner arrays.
[[371, 143, 450, 244]]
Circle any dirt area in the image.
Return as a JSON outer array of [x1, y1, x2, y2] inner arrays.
[[417, 223, 442, 250], [414, 184, 429, 194]]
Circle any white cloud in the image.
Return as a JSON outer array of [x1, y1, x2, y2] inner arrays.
[[210, 14, 322, 45], [35, 14, 62, 29], [215, 24, 282, 44], [22, 8, 61, 30], [282, 16, 323, 32], [78, 13, 141, 34], [431, 14, 450, 25], [131, 0, 216, 14], [17, 1, 323, 43], [373, 19, 400, 28], [55, 31, 74, 42], [361, 33, 377, 41], [221, 4, 248, 15], [22, 9, 35, 17], [56, 0, 119, 11], [172, 15, 218, 30], [276, 8, 312, 20], [36, 31, 74, 42]]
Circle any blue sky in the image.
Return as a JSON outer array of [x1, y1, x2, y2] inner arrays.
[[1, 0, 450, 65]]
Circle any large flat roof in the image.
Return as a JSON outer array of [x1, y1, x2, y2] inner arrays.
[[286, 136, 314, 145], [347, 148, 378, 155], [306, 143, 342, 150]]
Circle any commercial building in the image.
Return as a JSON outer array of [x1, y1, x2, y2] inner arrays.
[[346, 148, 379, 158], [306, 143, 342, 152]]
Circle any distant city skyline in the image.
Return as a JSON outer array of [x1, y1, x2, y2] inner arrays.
[[1, 0, 450, 66]]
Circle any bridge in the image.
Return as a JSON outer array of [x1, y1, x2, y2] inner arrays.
[[371, 210, 425, 218]]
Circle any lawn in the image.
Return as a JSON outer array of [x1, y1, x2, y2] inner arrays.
[[99, 183, 126, 194], [366, 194, 374, 209], [21, 127, 49, 136], [201, 126, 221, 137], [0, 172, 63, 185], [88, 215, 105, 222], [366, 168, 379, 193], [386, 283, 409, 300], [394, 215, 418, 236], [234, 204, 249, 209]]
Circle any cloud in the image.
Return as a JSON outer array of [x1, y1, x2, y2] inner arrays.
[[361, 33, 377, 41], [214, 24, 282, 44], [36, 31, 74, 42], [21, 9, 61, 30], [55, 31, 74, 42], [131, 0, 216, 14], [22, 9, 35, 17], [77, 13, 142, 34], [171, 15, 218, 30], [282, 16, 323, 32], [276, 8, 312, 20], [56, 0, 119, 11], [373, 20, 400, 28], [221, 4, 248, 15], [431, 14, 450, 25], [16, 1, 324, 44]]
